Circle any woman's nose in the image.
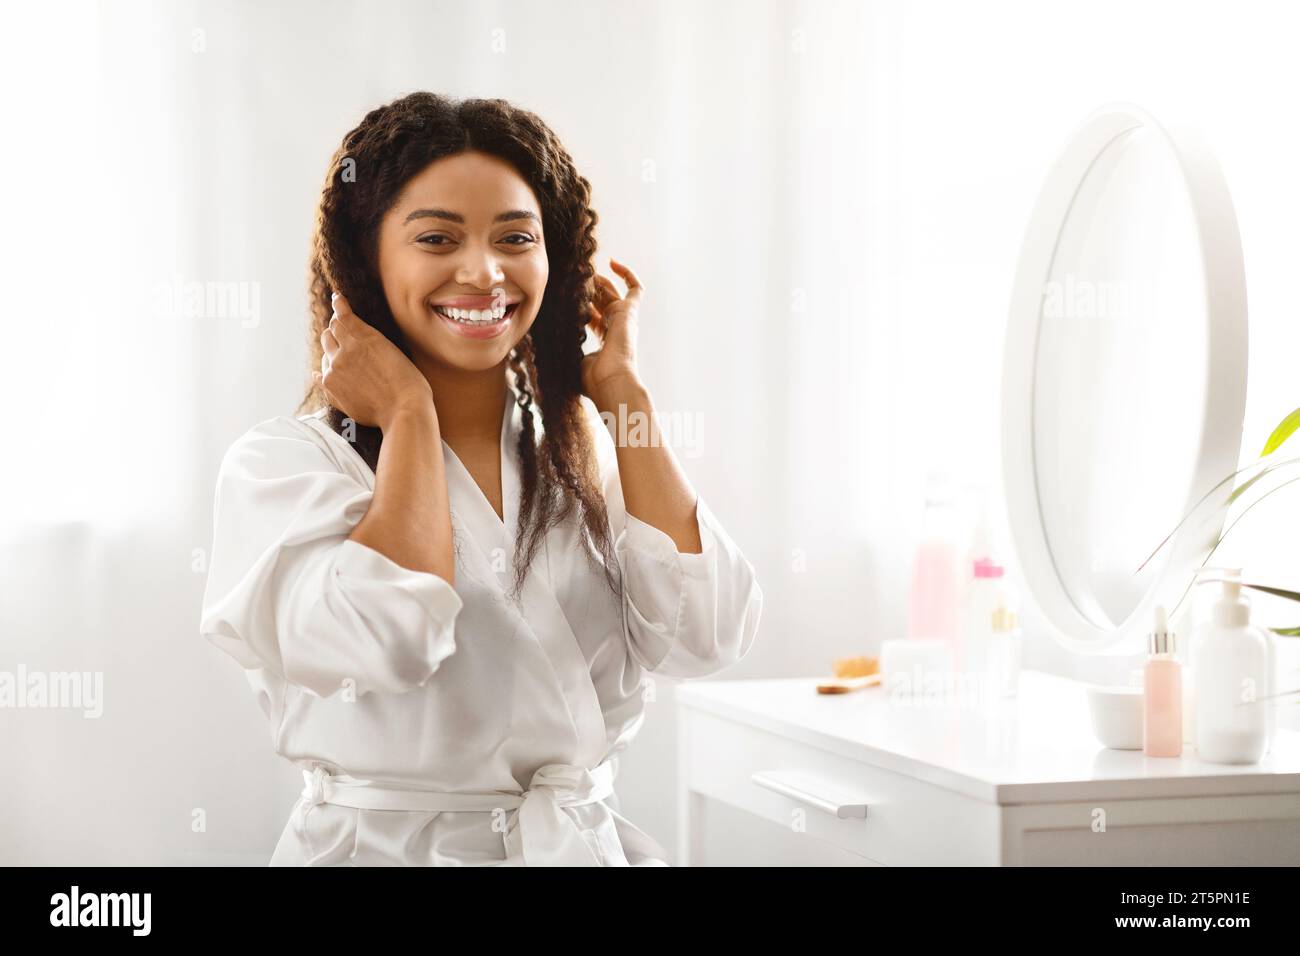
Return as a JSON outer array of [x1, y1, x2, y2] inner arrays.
[[455, 245, 506, 289]]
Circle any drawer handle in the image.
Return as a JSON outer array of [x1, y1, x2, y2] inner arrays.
[[750, 770, 869, 819]]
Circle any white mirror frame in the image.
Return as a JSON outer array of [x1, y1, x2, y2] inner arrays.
[[1002, 103, 1249, 655]]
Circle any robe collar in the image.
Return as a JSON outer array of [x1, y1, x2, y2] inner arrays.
[[440, 381, 609, 767], [439, 378, 530, 553]]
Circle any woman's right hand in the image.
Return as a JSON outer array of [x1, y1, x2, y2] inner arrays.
[[314, 292, 434, 431]]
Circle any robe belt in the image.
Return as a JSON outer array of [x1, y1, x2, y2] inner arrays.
[[300, 760, 619, 866]]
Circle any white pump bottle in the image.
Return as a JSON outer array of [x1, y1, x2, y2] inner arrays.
[[1191, 570, 1275, 765]]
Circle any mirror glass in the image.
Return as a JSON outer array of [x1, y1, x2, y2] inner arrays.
[[1032, 126, 1209, 630]]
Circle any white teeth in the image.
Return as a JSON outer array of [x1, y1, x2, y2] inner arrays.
[[435, 304, 512, 324]]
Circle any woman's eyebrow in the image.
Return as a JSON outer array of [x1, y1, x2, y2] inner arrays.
[[402, 208, 541, 226]]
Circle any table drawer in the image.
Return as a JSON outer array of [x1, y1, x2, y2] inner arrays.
[[681, 706, 1000, 865]]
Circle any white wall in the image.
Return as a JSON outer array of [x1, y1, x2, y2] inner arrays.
[[2, 0, 1298, 865]]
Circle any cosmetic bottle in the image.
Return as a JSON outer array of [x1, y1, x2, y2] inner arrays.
[[985, 587, 1022, 698], [1142, 605, 1182, 757], [961, 498, 1004, 678], [908, 472, 961, 648], [1192, 570, 1273, 765]]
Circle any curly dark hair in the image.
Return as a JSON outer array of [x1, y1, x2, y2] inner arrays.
[[296, 92, 621, 603]]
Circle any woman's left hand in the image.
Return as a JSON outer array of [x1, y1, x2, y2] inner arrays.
[[581, 257, 645, 407]]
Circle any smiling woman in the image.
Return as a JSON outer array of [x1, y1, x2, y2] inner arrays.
[[304, 96, 615, 597], [197, 92, 764, 867], [383, 164, 546, 360]]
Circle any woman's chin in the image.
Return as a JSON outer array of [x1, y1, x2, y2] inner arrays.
[[416, 337, 516, 374]]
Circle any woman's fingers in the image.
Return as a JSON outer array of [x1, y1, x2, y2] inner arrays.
[[327, 314, 349, 346], [323, 288, 368, 373], [332, 290, 370, 343], [320, 326, 340, 354], [608, 258, 644, 307], [329, 291, 357, 341], [593, 260, 643, 317]]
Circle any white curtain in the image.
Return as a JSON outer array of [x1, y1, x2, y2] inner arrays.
[[4, 0, 1299, 864]]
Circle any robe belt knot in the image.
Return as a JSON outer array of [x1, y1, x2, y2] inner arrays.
[[299, 759, 619, 865]]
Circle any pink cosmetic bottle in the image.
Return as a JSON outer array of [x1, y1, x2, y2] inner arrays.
[[1143, 605, 1183, 758], [908, 474, 960, 646]]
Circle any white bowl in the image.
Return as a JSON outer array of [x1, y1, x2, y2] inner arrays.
[[1085, 684, 1144, 750]]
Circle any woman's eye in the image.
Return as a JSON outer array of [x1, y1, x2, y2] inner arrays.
[[416, 233, 535, 248]]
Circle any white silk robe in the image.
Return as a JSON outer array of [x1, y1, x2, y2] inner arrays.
[[198, 382, 763, 866]]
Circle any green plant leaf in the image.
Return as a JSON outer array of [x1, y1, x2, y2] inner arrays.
[[1256, 687, 1300, 701], [1135, 475, 1236, 574], [1227, 469, 1271, 505], [1261, 408, 1300, 457], [1271, 627, 1300, 637], [1135, 455, 1300, 574], [1169, 474, 1300, 618], [1139, 413, 1300, 572], [1240, 583, 1300, 603]]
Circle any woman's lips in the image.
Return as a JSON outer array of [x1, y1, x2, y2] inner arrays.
[[434, 302, 518, 340]]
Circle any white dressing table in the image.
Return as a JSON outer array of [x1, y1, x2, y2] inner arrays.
[[671, 104, 1300, 865], [673, 105, 1300, 867], [675, 670, 1300, 865]]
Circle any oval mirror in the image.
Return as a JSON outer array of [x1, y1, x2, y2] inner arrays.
[[1002, 104, 1248, 655]]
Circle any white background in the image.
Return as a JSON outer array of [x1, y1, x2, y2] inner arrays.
[[2, 0, 1298, 865]]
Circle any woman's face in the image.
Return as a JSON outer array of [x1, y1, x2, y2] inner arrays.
[[376, 149, 548, 374]]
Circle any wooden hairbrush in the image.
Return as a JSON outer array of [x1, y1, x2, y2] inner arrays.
[[816, 656, 881, 694]]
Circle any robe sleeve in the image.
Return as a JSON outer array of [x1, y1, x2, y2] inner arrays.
[[589, 402, 763, 679], [198, 416, 463, 698]]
